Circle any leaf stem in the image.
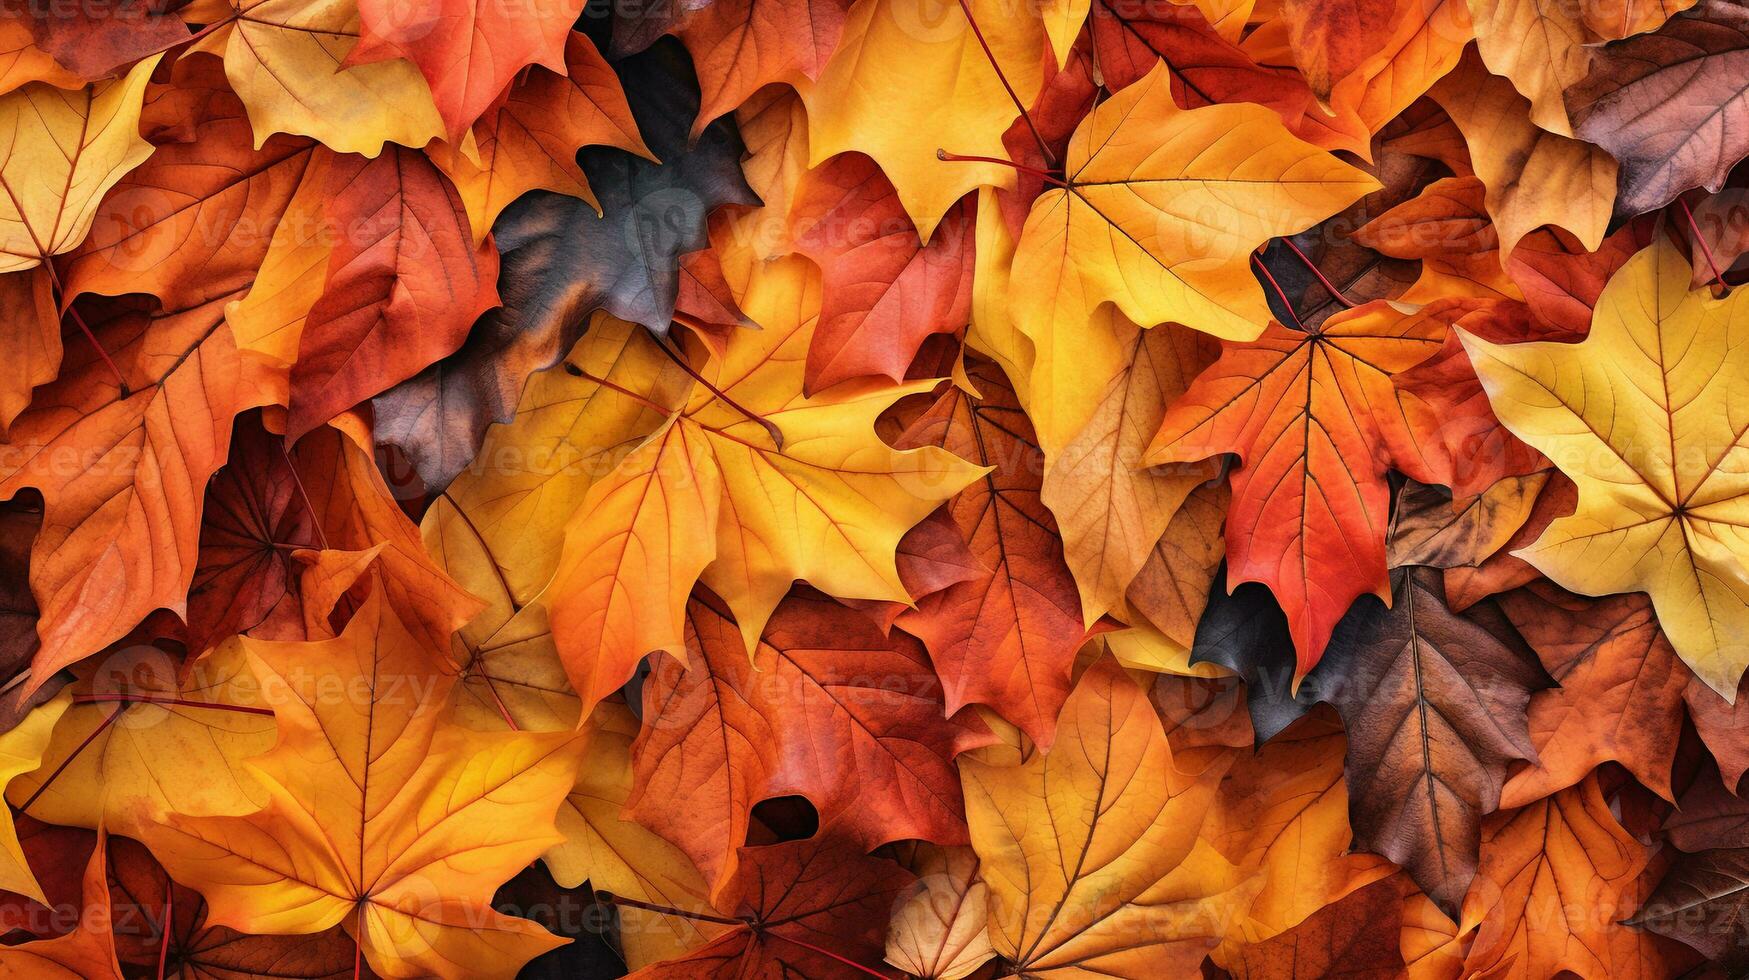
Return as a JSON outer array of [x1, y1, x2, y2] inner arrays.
[[156, 890, 172, 980], [1251, 252, 1305, 330], [593, 891, 746, 926], [936, 150, 1067, 187], [953, 0, 1055, 167], [1678, 197, 1730, 296], [15, 705, 122, 814], [761, 930, 899, 979], [281, 443, 331, 550], [72, 694, 276, 715], [43, 265, 129, 397], [1278, 238, 1356, 308], [652, 334, 785, 449]]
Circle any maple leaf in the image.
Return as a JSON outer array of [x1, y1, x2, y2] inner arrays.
[[790, 152, 974, 394], [799, 0, 1043, 240], [1041, 319, 1218, 626], [1126, 480, 1229, 649], [426, 31, 651, 241], [0, 826, 123, 978], [1467, 0, 1591, 136], [1462, 774, 1685, 978], [1189, 575, 1308, 744], [1318, 566, 1550, 916], [348, 0, 582, 139], [626, 588, 989, 900], [545, 703, 726, 969], [961, 657, 1260, 976], [187, 0, 445, 155], [1494, 582, 1689, 806], [1225, 876, 1407, 979], [890, 355, 1090, 748], [1085, 0, 1371, 156], [0, 56, 155, 274], [185, 415, 322, 651], [373, 40, 756, 489], [1275, 0, 1405, 100], [1432, 50, 1617, 263], [0, 289, 268, 691], [0, 268, 56, 430], [0, 24, 78, 96], [545, 256, 980, 714], [1389, 474, 1551, 570], [1568, 0, 1749, 215], [1146, 304, 1445, 673], [425, 314, 688, 610], [1202, 719, 1394, 964], [138, 587, 584, 979], [285, 145, 501, 439], [677, 0, 850, 141], [7, 640, 273, 842], [1634, 845, 1749, 966], [1, 1, 184, 89], [89, 828, 359, 978], [1007, 59, 1379, 375], [1462, 238, 1749, 697], [0, 690, 68, 904], [622, 835, 915, 978], [883, 843, 995, 980], [1687, 675, 1749, 792], [61, 54, 319, 312]]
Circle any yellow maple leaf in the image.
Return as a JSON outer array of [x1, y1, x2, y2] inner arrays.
[[0, 57, 156, 273], [1462, 238, 1749, 697], [191, 0, 443, 155], [137, 586, 584, 979], [545, 255, 983, 714], [1008, 60, 1379, 417], [961, 657, 1260, 976], [799, 0, 1042, 241]]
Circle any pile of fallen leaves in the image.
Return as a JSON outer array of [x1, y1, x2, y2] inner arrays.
[[0, 0, 1747, 976]]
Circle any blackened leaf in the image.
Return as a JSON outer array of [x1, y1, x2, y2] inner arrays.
[[1567, 0, 1749, 215], [371, 39, 757, 489], [1321, 566, 1550, 917], [1188, 570, 1312, 745]]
